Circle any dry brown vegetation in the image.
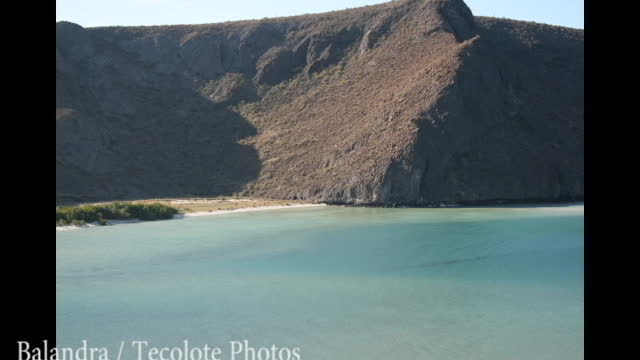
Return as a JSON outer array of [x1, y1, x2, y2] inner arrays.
[[75, 197, 313, 214]]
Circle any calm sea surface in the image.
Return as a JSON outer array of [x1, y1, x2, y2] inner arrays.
[[56, 204, 584, 360]]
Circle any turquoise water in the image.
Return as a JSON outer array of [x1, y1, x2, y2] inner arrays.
[[57, 204, 583, 360]]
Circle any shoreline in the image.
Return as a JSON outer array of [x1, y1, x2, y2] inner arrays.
[[56, 201, 583, 232], [56, 203, 327, 231], [179, 203, 328, 217]]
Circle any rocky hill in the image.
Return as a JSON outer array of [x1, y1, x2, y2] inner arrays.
[[56, 0, 583, 205]]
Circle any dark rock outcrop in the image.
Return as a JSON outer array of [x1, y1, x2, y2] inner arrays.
[[56, 0, 583, 205]]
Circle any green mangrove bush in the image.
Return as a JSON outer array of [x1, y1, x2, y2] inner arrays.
[[56, 202, 181, 226]]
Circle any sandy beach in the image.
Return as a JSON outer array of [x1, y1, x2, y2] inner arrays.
[[180, 203, 327, 217], [56, 219, 142, 231]]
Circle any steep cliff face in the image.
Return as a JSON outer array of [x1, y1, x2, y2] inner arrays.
[[56, 22, 261, 202], [56, 0, 583, 205]]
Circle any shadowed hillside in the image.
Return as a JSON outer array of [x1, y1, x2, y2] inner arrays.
[[56, 0, 583, 205]]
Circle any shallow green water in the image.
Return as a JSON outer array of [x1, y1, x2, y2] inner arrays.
[[57, 204, 583, 360]]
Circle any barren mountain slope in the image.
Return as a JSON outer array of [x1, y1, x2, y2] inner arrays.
[[56, 0, 583, 205]]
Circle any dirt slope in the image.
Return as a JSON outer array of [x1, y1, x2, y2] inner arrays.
[[56, 0, 583, 205]]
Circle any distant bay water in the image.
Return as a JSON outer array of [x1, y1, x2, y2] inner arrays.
[[56, 204, 584, 360]]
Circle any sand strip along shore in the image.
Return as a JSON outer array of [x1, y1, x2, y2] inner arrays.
[[56, 219, 142, 231], [180, 203, 327, 217], [56, 203, 327, 231]]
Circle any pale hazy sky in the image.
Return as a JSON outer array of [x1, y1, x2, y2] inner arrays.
[[56, 0, 584, 29]]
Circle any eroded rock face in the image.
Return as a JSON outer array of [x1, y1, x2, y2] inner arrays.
[[56, 0, 583, 205]]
